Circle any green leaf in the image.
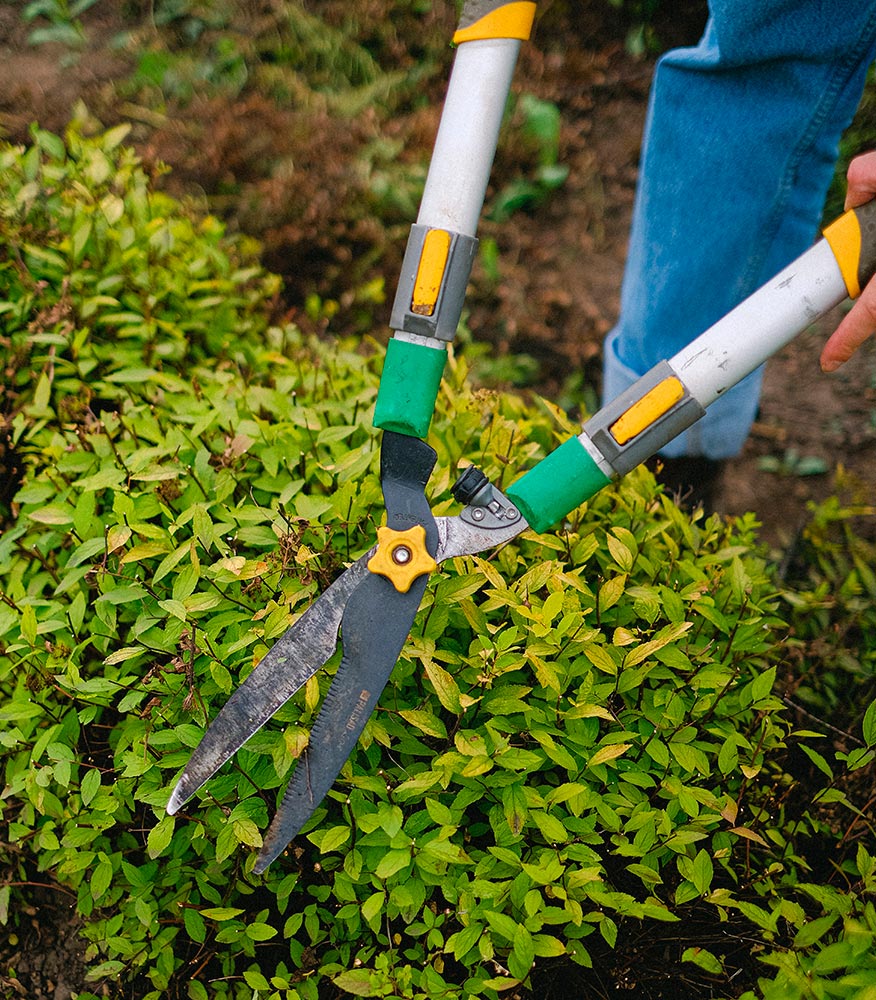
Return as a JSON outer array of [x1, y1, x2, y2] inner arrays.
[[398, 708, 447, 739], [245, 921, 277, 941], [508, 925, 535, 980], [232, 817, 263, 848], [80, 768, 101, 806], [332, 969, 383, 997], [588, 743, 632, 768], [624, 621, 692, 668], [187, 980, 209, 1000], [682, 947, 723, 975], [751, 665, 776, 703], [856, 842, 875, 881], [20, 605, 37, 645], [75, 467, 126, 492], [532, 933, 566, 958], [28, 504, 74, 525], [184, 906, 206, 943], [800, 744, 833, 780], [607, 532, 634, 573], [582, 641, 617, 675], [85, 960, 125, 982], [159, 598, 188, 621], [794, 913, 838, 948], [484, 910, 520, 944], [96, 585, 149, 605], [318, 825, 352, 853], [717, 735, 739, 775], [531, 810, 567, 844], [361, 891, 384, 928], [863, 699, 876, 748], [502, 783, 528, 836], [450, 922, 483, 960], [375, 849, 411, 879], [690, 849, 714, 895], [31, 371, 53, 414], [424, 659, 462, 713], [120, 541, 170, 565], [201, 907, 245, 921], [295, 494, 332, 521], [243, 970, 271, 991], [91, 856, 113, 902], [146, 815, 175, 859], [425, 798, 454, 827], [103, 646, 146, 665], [812, 940, 855, 974], [598, 575, 627, 612]]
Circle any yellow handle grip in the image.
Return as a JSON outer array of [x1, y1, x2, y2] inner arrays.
[[823, 199, 876, 299], [454, 0, 536, 43]]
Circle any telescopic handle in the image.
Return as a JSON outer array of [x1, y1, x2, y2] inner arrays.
[[373, 3, 537, 439], [506, 199, 876, 532]]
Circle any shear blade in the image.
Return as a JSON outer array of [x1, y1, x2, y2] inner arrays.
[[166, 554, 372, 816], [166, 432, 532, 869], [167, 432, 443, 870], [253, 568, 428, 872], [166, 501, 528, 818]]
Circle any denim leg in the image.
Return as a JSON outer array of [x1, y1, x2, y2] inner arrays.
[[604, 0, 876, 459]]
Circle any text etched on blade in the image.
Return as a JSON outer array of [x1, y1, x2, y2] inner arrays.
[[346, 690, 372, 733]]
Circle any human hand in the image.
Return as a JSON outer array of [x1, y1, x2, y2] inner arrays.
[[820, 150, 876, 373]]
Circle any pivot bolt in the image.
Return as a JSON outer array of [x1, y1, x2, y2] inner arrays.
[[367, 525, 437, 593]]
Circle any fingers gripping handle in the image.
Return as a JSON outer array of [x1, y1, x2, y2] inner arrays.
[[823, 199, 876, 298]]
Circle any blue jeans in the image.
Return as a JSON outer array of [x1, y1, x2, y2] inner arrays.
[[604, 0, 876, 459]]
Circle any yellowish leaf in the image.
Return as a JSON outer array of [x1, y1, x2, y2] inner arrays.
[[588, 743, 632, 768], [729, 826, 768, 847]]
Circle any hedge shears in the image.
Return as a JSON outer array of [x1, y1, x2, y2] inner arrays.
[[167, 0, 876, 872]]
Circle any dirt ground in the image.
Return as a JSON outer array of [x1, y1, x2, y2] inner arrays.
[[2, 5, 876, 997]]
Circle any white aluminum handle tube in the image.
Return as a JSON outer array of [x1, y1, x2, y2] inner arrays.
[[416, 38, 521, 237], [669, 238, 848, 408], [572, 236, 852, 483]]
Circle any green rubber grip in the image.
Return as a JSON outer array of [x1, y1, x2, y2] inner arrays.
[[506, 436, 611, 533], [373, 338, 446, 437]]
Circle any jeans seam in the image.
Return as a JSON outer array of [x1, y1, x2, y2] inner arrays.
[[737, 8, 876, 297]]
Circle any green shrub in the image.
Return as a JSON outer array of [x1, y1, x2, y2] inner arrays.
[[779, 486, 876, 725], [1, 126, 875, 1000], [0, 116, 274, 405]]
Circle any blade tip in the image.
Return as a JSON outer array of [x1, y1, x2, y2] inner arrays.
[[253, 839, 287, 874], [252, 850, 275, 875], [166, 785, 187, 815]]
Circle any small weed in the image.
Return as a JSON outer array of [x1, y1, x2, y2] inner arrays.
[[758, 448, 829, 477], [22, 0, 99, 51], [489, 94, 570, 222]]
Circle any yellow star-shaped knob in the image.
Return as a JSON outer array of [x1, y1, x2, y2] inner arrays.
[[367, 524, 437, 593]]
